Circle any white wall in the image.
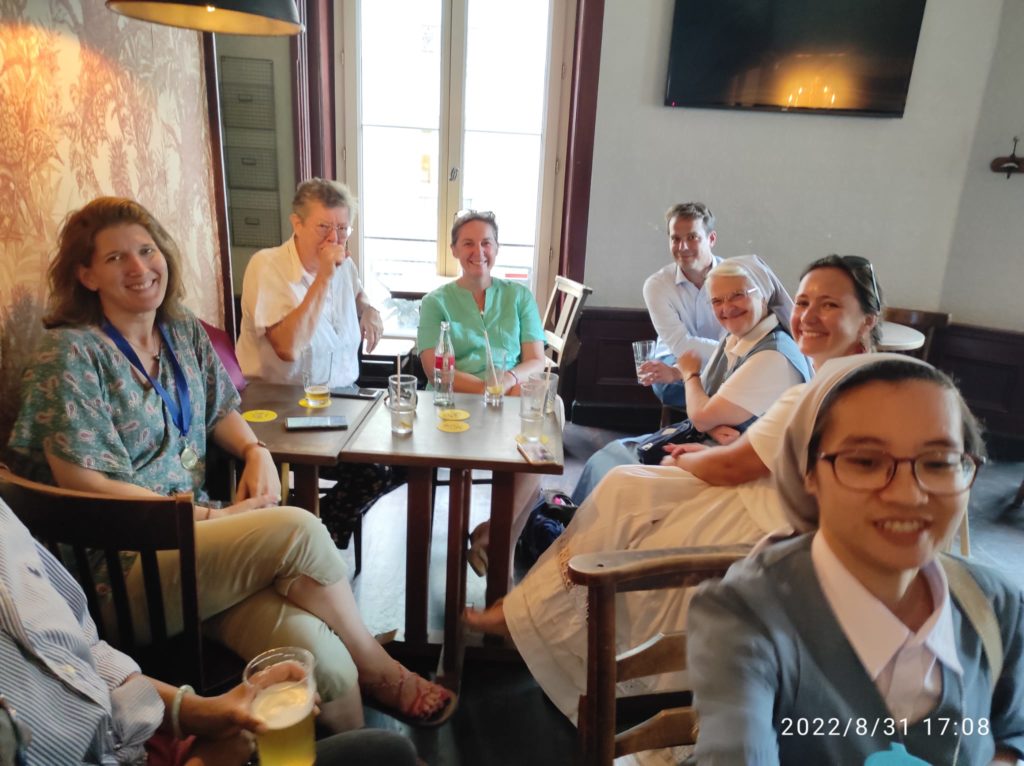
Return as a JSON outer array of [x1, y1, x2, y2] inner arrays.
[[940, 0, 1024, 331], [584, 0, 1009, 330]]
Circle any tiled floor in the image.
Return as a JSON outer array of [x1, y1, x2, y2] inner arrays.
[[339, 422, 1024, 765]]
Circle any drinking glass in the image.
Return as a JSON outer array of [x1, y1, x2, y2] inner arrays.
[[631, 341, 656, 384], [519, 379, 546, 442], [244, 647, 317, 766], [387, 374, 418, 434], [302, 348, 333, 408], [484, 353, 507, 407], [528, 371, 559, 416]]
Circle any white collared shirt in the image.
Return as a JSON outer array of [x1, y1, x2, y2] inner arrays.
[[641, 257, 724, 363], [811, 533, 964, 723], [237, 236, 362, 387]]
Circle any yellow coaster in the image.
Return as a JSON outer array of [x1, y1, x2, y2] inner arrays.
[[438, 408, 471, 421], [298, 398, 330, 408], [437, 420, 470, 433], [514, 433, 549, 445], [242, 409, 278, 423]]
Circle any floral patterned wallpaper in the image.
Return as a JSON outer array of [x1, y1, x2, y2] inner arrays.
[[0, 0, 224, 447]]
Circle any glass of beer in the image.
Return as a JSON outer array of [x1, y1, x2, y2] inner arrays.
[[244, 646, 317, 766], [302, 349, 332, 408]]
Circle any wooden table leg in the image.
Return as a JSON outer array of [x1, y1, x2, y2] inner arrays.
[[404, 467, 434, 645], [486, 471, 516, 607], [292, 464, 320, 516], [439, 468, 472, 687]]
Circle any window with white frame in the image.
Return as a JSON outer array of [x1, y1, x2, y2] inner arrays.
[[337, 0, 572, 304]]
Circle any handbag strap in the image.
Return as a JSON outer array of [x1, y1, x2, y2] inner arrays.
[[940, 555, 1003, 682]]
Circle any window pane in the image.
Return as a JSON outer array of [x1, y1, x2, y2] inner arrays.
[[461, 131, 542, 255], [465, 0, 550, 134], [360, 0, 442, 128], [361, 126, 439, 243]]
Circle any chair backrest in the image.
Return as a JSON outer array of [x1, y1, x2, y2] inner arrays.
[[200, 318, 247, 391], [882, 307, 951, 362], [0, 468, 232, 692], [541, 276, 593, 372], [569, 544, 750, 766]]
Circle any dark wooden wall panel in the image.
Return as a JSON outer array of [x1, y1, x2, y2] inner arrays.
[[932, 323, 1024, 440], [570, 308, 662, 430]]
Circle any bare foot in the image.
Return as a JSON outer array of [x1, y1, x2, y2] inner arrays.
[[463, 599, 510, 636]]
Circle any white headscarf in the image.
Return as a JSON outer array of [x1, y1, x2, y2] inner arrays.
[[772, 353, 933, 532], [723, 254, 795, 334]]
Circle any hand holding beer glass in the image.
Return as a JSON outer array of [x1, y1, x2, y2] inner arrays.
[[244, 647, 318, 766]]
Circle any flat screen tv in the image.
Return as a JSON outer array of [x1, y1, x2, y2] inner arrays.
[[665, 0, 927, 117]]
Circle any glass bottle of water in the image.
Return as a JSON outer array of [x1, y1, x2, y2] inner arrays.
[[433, 321, 455, 407]]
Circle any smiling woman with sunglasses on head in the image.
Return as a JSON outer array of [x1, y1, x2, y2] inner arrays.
[[687, 356, 1024, 765], [416, 210, 549, 576]]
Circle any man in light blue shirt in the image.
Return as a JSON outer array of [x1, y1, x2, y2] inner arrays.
[[640, 202, 726, 408]]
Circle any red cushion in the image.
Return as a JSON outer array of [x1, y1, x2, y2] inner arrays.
[[199, 319, 247, 392]]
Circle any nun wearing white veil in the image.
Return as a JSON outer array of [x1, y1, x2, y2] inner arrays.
[[687, 355, 1024, 765]]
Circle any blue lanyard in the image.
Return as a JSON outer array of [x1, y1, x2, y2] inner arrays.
[[101, 320, 192, 439]]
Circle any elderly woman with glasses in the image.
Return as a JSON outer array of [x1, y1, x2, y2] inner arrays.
[[417, 210, 549, 576], [688, 356, 1024, 765], [569, 254, 812, 504]]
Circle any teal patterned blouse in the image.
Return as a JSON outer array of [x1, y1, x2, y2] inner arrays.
[[8, 311, 240, 503]]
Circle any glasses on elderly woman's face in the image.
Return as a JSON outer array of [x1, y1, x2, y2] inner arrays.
[[838, 255, 880, 309], [313, 222, 352, 240], [818, 449, 982, 495], [709, 286, 758, 309]]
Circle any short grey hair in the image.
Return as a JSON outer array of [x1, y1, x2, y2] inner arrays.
[[292, 178, 358, 220]]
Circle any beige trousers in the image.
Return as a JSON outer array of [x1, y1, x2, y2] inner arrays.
[[124, 506, 357, 700]]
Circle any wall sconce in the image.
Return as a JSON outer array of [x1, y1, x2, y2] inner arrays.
[[106, 0, 303, 36], [990, 137, 1022, 179]]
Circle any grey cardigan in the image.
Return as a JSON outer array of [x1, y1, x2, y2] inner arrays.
[[687, 534, 1024, 765]]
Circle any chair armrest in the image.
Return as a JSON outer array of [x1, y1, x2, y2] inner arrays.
[[568, 545, 750, 593]]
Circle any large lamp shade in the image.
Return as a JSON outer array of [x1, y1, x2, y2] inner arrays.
[[106, 0, 303, 36]]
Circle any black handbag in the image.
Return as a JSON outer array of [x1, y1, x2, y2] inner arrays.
[[634, 419, 704, 465]]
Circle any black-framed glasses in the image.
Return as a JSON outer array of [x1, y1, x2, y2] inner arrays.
[[817, 449, 982, 495], [837, 255, 880, 310], [313, 222, 352, 239], [0, 695, 29, 766]]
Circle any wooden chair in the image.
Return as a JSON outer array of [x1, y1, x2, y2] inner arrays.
[[0, 468, 243, 694], [541, 276, 593, 375], [569, 544, 750, 766], [882, 307, 951, 362]]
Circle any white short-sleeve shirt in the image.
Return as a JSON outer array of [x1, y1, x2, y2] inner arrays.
[[236, 237, 362, 387], [712, 315, 806, 417]]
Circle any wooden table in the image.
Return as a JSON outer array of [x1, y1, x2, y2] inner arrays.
[[238, 383, 380, 514], [878, 321, 925, 352], [340, 391, 564, 686]]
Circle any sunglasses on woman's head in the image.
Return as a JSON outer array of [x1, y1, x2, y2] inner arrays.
[[836, 255, 881, 310]]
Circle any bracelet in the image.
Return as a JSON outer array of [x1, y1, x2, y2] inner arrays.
[[171, 683, 194, 740], [683, 373, 699, 383], [241, 440, 268, 460], [508, 369, 519, 386]]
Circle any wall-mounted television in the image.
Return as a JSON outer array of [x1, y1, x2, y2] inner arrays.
[[664, 0, 927, 118]]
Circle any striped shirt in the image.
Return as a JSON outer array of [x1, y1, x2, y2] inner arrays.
[[0, 499, 163, 765]]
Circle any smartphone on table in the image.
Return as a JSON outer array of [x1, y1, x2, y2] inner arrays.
[[285, 416, 349, 431], [330, 386, 382, 400]]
